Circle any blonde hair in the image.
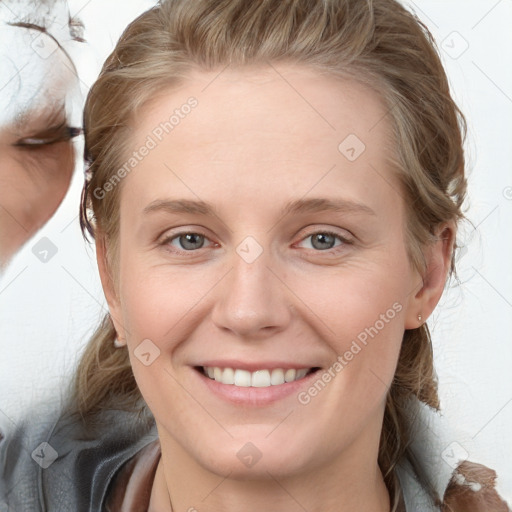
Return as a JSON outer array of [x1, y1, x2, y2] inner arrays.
[[70, 0, 467, 505]]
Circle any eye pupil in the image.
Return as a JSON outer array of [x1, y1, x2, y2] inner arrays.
[[312, 233, 335, 250], [180, 233, 204, 250]]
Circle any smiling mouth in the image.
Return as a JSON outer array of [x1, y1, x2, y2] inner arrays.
[[196, 366, 320, 387]]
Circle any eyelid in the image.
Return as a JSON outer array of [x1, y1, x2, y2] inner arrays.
[[296, 225, 354, 243], [295, 229, 353, 249], [13, 126, 82, 148]]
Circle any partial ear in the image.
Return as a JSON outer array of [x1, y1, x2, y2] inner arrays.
[[404, 221, 456, 329], [96, 233, 126, 344]]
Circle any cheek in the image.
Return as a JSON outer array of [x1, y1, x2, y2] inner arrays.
[[118, 254, 220, 345], [289, 258, 409, 389], [295, 257, 407, 329], [1, 145, 74, 222], [284, 269, 408, 453], [119, 267, 211, 434]]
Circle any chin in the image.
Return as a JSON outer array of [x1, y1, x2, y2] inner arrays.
[[187, 433, 317, 480]]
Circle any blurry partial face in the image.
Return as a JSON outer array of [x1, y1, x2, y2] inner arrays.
[[0, 2, 82, 267], [106, 66, 425, 479]]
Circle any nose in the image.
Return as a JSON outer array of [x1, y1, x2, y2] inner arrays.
[[210, 246, 293, 339]]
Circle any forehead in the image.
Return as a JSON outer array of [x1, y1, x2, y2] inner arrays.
[[0, 0, 80, 128], [134, 65, 393, 171], [122, 65, 400, 217], [0, 26, 77, 129]]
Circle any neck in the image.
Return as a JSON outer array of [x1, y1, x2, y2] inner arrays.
[[149, 431, 391, 512]]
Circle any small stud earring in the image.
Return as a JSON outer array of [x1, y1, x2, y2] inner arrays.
[[114, 337, 125, 348], [418, 314, 422, 323]]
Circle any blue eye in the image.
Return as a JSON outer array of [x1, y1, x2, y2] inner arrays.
[[297, 231, 350, 251], [163, 232, 215, 252]]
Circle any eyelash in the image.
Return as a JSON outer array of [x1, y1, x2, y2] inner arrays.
[[14, 126, 82, 149], [160, 229, 352, 255]]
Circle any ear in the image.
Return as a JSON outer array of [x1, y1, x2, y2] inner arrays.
[[96, 233, 127, 344], [404, 221, 456, 329]]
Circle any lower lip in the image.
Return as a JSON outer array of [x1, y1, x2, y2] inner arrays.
[[193, 367, 321, 406]]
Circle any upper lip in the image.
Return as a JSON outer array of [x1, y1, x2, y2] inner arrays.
[[194, 360, 320, 371]]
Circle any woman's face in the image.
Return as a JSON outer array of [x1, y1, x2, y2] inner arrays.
[[105, 65, 433, 479]]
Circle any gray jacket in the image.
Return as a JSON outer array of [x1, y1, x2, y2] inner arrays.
[[1, 398, 157, 511]]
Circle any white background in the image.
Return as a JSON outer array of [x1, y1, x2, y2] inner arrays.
[[0, 0, 511, 504]]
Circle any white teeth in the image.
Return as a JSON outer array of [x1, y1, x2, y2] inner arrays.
[[222, 367, 235, 384], [252, 370, 271, 387], [270, 368, 285, 385], [203, 366, 312, 387], [234, 369, 251, 387], [284, 369, 296, 382]]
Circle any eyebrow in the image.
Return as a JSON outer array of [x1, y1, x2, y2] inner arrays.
[[7, 20, 85, 70], [143, 197, 376, 218], [8, 21, 64, 49]]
